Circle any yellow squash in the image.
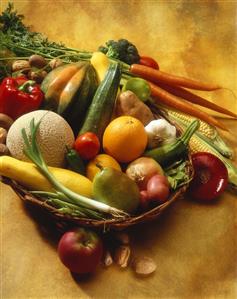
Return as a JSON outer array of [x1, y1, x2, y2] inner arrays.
[[0, 156, 92, 197], [90, 51, 110, 83]]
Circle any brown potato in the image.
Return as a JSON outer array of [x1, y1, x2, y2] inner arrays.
[[115, 91, 154, 125], [29, 54, 47, 68], [0, 114, 14, 130], [0, 127, 7, 144], [12, 60, 30, 72], [0, 144, 9, 156]]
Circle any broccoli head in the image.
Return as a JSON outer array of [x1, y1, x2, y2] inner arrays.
[[98, 39, 140, 65]]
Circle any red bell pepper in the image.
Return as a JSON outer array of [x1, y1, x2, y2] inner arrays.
[[0, 76, 44, 120]]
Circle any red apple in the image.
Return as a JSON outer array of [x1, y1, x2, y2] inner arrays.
[[57, 228, 103, 274]]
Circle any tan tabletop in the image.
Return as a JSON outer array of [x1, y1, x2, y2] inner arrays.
[[1, 1, 237, 298], [1, 120, 237, 299]]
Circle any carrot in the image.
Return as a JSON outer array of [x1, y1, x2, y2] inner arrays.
[[157, 82, 237, 118], [130, 64, 221, 91], [148, 81, 228, 131]]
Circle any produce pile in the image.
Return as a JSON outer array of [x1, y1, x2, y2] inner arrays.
[[0, 4, 237, 276]]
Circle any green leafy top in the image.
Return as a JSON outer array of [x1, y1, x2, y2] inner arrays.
[[0, 3, 131, 81], [0, 3, 82, 59], [165, 159, 192, 190], [0, 2, 26, 33]]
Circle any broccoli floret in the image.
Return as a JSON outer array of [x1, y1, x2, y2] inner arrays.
[[97, 45, 108, 55], [98, 39, 140, 65]]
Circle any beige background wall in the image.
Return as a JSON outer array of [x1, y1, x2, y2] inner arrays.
[[1, 1, 237, 298], [1, 0, 237, 115]]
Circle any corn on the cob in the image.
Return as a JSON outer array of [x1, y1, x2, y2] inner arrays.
[[166, 109, 234, 159], [167, 114, 237, 189], [167, 110, 216, 138], [148, 102, 237, 189]]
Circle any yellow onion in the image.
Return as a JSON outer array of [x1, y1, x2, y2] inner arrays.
[[126, 157, 164, 190]]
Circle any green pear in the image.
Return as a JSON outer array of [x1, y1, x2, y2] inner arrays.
[[92, 167, 140, 214]]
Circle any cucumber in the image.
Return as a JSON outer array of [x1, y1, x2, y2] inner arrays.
[[79, 62, 122, 141]]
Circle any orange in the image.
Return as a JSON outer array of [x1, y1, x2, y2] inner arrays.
[[102, 116, 148, 163], [86, 154, 121, 181]]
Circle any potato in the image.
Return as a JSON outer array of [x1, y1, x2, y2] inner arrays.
[[115, 91, 154, 125]]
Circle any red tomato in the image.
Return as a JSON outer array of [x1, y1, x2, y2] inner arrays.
[[139, 56, 159, 70], [57, 228, 103, 274], [188, 152, 228, 201], [74, 132, 100, 160]]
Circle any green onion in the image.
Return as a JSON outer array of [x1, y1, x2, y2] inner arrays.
[[22, 118, 129, 219]]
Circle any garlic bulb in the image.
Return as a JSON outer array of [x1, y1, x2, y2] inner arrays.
[[145, 119, 177, 149]]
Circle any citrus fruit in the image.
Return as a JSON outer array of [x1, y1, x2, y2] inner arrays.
[[86, 154, 121, 181], [102, 116, 148, 163]]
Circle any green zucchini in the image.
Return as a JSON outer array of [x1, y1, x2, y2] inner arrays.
[[79, 62, 122, 141]]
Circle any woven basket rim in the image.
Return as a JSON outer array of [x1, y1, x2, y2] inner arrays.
[[1, 172, 191, 230], [1, 105, 193, 230]]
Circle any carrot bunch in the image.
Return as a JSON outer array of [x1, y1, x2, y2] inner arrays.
[[130, 64, 237, 131]]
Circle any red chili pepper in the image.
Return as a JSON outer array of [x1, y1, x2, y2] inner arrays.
[[0, 76, 44, 120], [139, 56, 159, 70]]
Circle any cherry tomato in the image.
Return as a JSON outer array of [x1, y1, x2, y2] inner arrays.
[[74, 132, 100, 160], [139, 56, 159, 70], [146, 174, 170, 203], [188, 152, 228, 201]]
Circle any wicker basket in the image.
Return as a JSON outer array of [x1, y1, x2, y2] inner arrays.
[[1, 106, 193, 231], [1, 160, 192, 231]]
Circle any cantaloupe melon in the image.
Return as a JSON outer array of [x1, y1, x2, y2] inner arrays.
[[6, 110, 75, 167]]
